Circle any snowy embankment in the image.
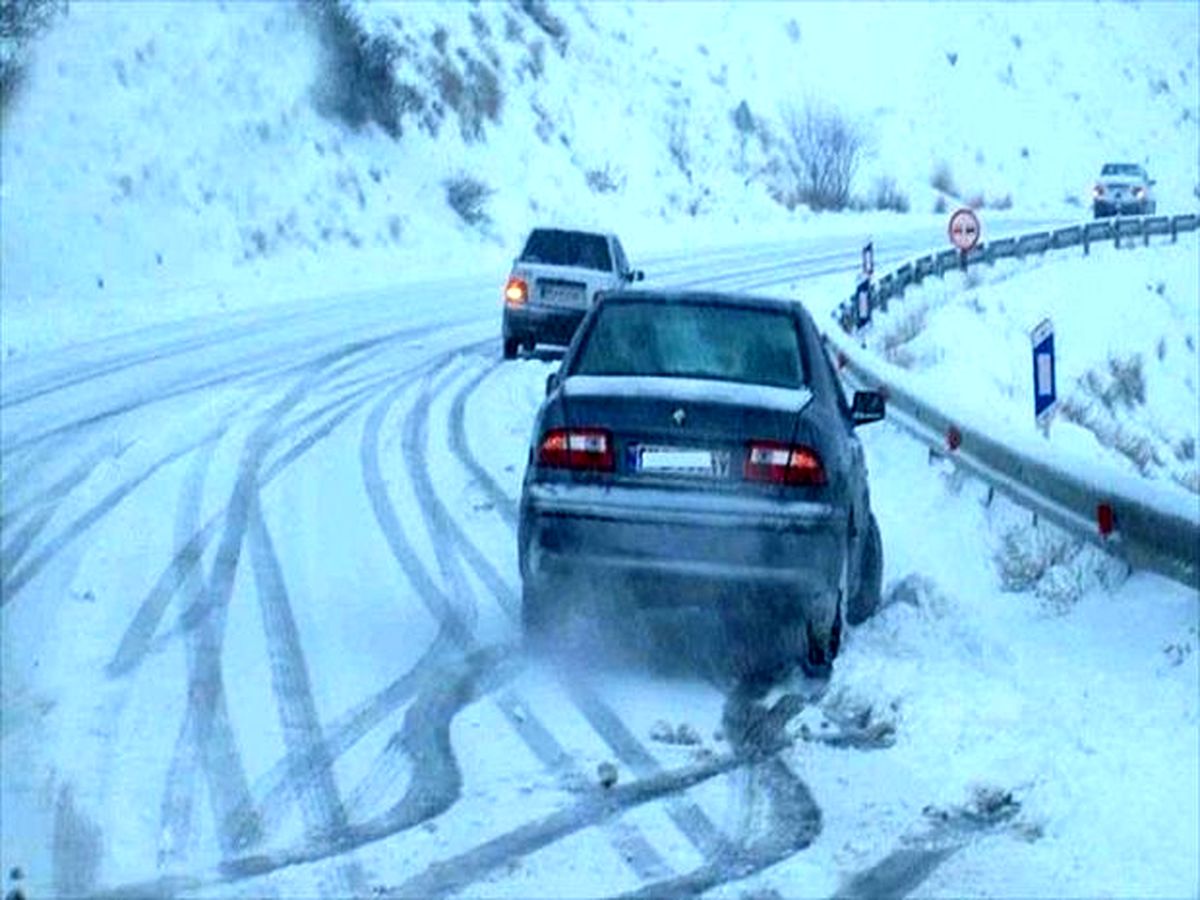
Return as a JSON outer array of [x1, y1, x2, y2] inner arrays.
[[851, 238, 1200, 498]]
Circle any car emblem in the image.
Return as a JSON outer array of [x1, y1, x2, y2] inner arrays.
[[672, 407, 687, 427]]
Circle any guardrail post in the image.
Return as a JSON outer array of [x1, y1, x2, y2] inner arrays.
[[1114, 220, 1121, 249], [1083, 229, 1089, 256], [1171, 217, 1178, 243]]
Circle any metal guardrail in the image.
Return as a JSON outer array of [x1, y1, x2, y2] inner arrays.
[[830, 213, 1200, 590]]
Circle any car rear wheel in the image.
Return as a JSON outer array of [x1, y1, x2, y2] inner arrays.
[[846, 514, 883, 625], [503, 337, 519, 360]]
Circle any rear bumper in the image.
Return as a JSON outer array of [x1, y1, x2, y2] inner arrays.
[[1094, 200, 1150, 217], [503, 304, 587, 347], [520, 483, 846, 616]]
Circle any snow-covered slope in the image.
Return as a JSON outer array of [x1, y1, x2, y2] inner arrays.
[[1, 1, 1197, 356]]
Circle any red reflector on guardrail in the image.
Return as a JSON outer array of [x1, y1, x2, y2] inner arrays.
[[945, 426, 962, 451], [1097, 502, 1116, 537]]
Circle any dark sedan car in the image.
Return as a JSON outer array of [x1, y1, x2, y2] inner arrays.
[[517, 289, 885, 678]]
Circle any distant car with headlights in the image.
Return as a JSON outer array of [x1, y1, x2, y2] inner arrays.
[[517, 289, 885, 679], [502, 227, 643, 359], [1093, 163, 1156, 217]]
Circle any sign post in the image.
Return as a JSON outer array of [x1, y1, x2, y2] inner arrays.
[[861, 240, 874, 279], [1031, 318, 1056, 435], [948, 208, 982, 268]]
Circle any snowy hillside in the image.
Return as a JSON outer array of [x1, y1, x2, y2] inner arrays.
[[1, 0, 1197, 356]]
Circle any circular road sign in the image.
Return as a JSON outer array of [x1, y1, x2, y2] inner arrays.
[[948, 208, 982, 251]]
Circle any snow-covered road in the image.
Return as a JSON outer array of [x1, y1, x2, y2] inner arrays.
[[3, 223, 1196, 898]]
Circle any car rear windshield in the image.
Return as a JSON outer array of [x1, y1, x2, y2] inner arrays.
[[571, 301, 806, 389], [1101, 164, 1143, 177], [520, 230, 613, 272]]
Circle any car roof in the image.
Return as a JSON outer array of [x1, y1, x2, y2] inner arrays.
[[597, 288, 804, 316]]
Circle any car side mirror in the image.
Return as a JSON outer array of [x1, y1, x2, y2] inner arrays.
[[545, 372, 560, 396], [633, 269, 645, 282], [851, 390, 885, 426]]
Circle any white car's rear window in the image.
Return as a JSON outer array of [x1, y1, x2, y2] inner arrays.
[[521, 230, 613, 271]]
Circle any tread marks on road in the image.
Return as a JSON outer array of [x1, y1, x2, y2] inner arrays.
[[1, 427, 223, 606], [362, 354, 675, 883], [159, 435, 260, 864], [106, 356, 430, 680]]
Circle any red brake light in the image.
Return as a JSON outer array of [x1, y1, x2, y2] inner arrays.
[[744, 441, 826, 486], [505, 276, 528, 306], [537, 428, 614, 471]]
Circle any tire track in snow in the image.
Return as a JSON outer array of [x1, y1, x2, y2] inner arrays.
[[0, 427, 223, 605], [245, 489, 369, 896], [105, 352, 426, 680], [358, 348, 672, 882], [152, 339, 411, 871]]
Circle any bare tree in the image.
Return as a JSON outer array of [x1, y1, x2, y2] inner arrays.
[[779, 102, 864, 211]]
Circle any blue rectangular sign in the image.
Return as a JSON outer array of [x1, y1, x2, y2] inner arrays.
[[855, 279, 872, 330], [1031, 319, 1056, 423]]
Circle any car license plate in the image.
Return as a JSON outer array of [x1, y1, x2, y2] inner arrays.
[[634, 445, 731, 477], [540, 283, 585, 306]]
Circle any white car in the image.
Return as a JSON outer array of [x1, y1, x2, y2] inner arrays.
[[501, 227, 643, 359], [1092, 163, 1156, 218]]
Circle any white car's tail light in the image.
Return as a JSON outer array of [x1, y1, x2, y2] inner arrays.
[[1092, 184, 1105, 198], [744, 441, 827, 486], [505, 276, 528, 306], [537, 428, 614, 472], [1133, 186, 1146, 198]]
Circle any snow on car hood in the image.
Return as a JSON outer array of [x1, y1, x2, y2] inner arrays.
[[562, 375, 814, 412]]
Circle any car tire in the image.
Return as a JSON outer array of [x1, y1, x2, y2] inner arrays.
[[846, 514, 883, 626], [503, 337, 519, 360]]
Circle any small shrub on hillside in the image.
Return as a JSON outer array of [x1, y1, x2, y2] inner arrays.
[[585, 165, 622, 194], [1, 0, 65, 114], [989, 193, 1013, 210], [930, 161, 958, 197], [444, 174, 494, 226], [516, 0, 568, 54], [779, 101, 864, 211], [667, 111, 691, 181], [994, 524, 1077, 593], [308, 0, 409, 139], [933, 194, 949, 214], [870, 176, 910, 213]]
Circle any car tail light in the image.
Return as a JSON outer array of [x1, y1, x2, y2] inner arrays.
[[1092, 184, 1105, 198], [537, 428, 614, 471], [504, 276, 528, 306], [1133, 186, 1145, 198], [744, 441, 827, 486]]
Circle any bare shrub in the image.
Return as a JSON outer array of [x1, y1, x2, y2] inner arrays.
[[870, 176, 910, 213], [933, 194, 949, 214], [966, 193, 985, 210], [930, 160, 958, 197], [444, 174, 493, 226], [878, 304, 928, 366], [516, 0, 568, 54], [308, 0, 411, 139], [994, 524, 1077, 593], [989, 193, 1013, 210], [667, 111, 691, 181], [1, 0, 65, 114], [585, 165, 622, 194], [779, 102, 864, 211]]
